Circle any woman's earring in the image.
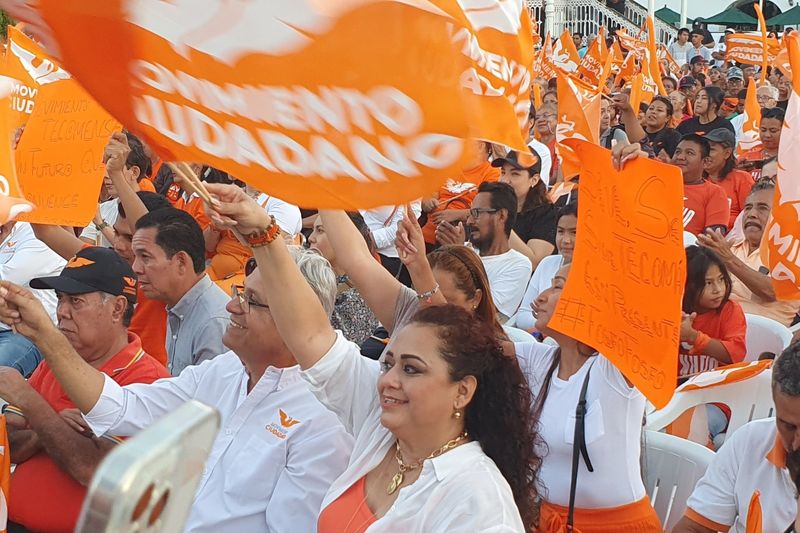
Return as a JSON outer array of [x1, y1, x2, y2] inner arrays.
[[453, 409, 462, 419]]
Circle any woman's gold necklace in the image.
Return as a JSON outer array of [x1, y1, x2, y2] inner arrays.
[[386, 432, 468, 495]]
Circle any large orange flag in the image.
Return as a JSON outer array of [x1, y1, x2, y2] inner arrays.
[[578, 27, 607, 86], [754, 4, 769, 83], [726, 33, 781, 66], [762, 32, 800, 300], [615, 51, 638, 87], [534, 32, 557, 80], [0, 416, 10, 533], [610, 40, 625, 76], [3, 0, 534, 210], [737, 81, 761, 156], [646, 17, 668, 96], [555, 73, 600, 179], [616, 28, 647, 60], [552, 30, 581, 73]]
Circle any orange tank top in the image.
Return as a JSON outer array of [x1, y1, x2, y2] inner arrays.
[[318, 476, 377, 533]]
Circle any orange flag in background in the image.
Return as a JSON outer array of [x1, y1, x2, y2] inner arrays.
[[657, 44, 682, 78], [533, 82, 543, 108], [550, 140, 684, 408], [0, 416, 10, 533], [745, 491, 763, 533], [4, 0, 534, 210], [611, 40, 625, 76], [726, 33, 781, 66], [762, 32, 800, 300], [646, 17, 668, 96], [0, 73, 33, 224], [578, 27, 607, 86], [555, 74, 600, 179], [754, 4, 769, 83], [630, 50, 658, 112], [737, 81, 761, 156], [552, 30, 581, 73], [534, 33, 557, 80], [615, 51, 638, 87], [616, 28, 647, 60]]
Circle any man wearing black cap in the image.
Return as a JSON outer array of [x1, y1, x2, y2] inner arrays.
[[679, 75, 699, 102], [0, 246, 169, 533], [687, 29, 711, 64], [690, 55, 708, 78]]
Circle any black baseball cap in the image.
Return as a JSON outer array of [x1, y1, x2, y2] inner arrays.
[[705, 128, 736, 149], [491, 147, 543, 175], [31, 247, 138, 304], [679, 76, 697, 88], [690, 56, 707, 65]]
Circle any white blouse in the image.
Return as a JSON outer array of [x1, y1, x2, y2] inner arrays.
[[302, 332, 525, 532], [515, 342, 647, 509]]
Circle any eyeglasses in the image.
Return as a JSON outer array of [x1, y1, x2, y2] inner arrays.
[[469, 208, 498, 218], [231, 284, 269, 313]]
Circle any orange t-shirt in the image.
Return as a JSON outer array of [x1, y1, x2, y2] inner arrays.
[[207, 230, 250, 280], [421, 162, 499, 245], [137, 178, 156, 193], [174, 194, 211, 230], [9, 334, 169, 533], [683, 180, 730, 236], [711, 170, 755, 229], [318, 476, 376, 533], [678, 300, 747, 378], [129, 287, 168, 366]]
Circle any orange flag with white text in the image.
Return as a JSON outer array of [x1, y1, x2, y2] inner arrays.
[[762, 32, 800, 300], [0, 416, 10, 533], [3, 0, 534, 210], [578, 27, 607, 86], [552, 30, 581, 73], [737, 82, 761, 156], [555, 73, 600, 178]]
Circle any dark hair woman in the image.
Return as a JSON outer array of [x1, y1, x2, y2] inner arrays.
[[205, 183, 541, 531], [677, 86, 736, 137], [494, 148, 559, 269], [704, 127, 755, 229], [517, 262, 662, 531]]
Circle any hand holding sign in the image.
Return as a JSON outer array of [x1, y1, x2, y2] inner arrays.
[[549, 139, 685, 408]]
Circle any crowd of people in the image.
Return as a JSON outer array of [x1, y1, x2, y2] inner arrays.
[[0, 17, 796, 533]]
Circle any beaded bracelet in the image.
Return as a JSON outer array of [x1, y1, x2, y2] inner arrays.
[[415, 284, 440, 304]]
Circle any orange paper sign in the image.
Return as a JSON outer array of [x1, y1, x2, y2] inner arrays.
[[5, 0, 533, 210], [549, 140, 685, 408], [15, 76, 120, 226]]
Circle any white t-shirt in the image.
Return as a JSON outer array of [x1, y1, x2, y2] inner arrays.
[[668, 41, 692, 66], [255, 193, 302, 237], [80, 198, 119, 247], [685, 418, 796, 533], [0, 222, 66, 329], [515, 342, 647, 509], [514, 254, 564, 331], [480, 249, 532, 319], [730, 113, 746, 147], [528, 138, 552, 188]]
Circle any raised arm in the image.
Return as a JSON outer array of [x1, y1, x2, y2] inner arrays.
[[31, 223, 85, 260], [104, 132, 148, 226], [206, 184, 337, 369], [612, 93, 647, 145], [318, 210, 403, 331], [395, 206, 446, 307]]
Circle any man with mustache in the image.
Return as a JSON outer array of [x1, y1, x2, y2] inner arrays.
[[697, 179, 800, 327]]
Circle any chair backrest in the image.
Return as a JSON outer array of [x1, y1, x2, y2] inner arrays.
[[645, 367, 774, 444], [643, 430, 715, 532], [76, 400, 220, 533], [744, 313, 792, 362]]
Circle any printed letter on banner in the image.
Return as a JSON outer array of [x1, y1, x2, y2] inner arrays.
[[548, 140, 685, 408], [762, 33, 800, 300], [4, 0, 533, 209], [14, 76, 120, 226]]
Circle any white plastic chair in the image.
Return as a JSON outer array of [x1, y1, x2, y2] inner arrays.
[[683, 231, 697, 248], [645, 368, 774, 446], [744, 313, 792, 361], [502, 325, 535, 342], [643, 430, 715, 532]]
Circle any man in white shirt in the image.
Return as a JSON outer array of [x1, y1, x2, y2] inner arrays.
[[0, 221, 65, 376], [465, 181, 532, 321], [0, 247, 354, 533], [673, 342, 800, 533], [669, 27, 692, 67], [686, 29, 711, 64]]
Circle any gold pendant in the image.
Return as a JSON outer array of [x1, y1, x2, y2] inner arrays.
[[387, 472, 403, 495]]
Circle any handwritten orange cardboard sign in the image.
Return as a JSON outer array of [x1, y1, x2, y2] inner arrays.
[[549, 139, 685, 408], [15, 76, 120, 226], [4, 1, 533, 210]]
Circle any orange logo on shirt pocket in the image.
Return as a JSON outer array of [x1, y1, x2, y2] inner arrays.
[[279, 409, 301, 428]]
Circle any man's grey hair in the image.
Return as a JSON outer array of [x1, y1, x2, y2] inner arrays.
[[287, 246, 337, 318], [774, 343, 800, 396], [758, 84, 780, 100]]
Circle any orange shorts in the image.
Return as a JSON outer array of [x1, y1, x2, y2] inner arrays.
[[536, 497, 662, 533]]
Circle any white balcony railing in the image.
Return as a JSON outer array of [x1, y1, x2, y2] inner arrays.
[[526, 0, 676, 48]]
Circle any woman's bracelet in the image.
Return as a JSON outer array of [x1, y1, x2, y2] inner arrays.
[[415, 284, 440, 304]]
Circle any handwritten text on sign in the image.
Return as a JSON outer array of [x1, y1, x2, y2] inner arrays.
[[549, 140, 685, 408], [15, 77, 119, 226]]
